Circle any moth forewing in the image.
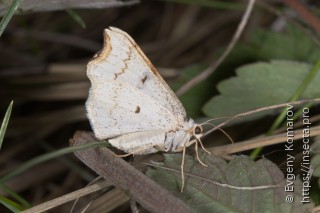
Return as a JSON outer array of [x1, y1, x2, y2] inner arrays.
[[86, 27, 190, 140], [85, 27, 206, 192]]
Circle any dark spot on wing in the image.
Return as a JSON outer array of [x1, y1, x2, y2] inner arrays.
[[141, 75, 147, 84], [135, 106, 140, 113]]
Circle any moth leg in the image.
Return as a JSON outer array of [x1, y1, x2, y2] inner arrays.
[[180, 145, 186, 193], [195, 140, 208, 167], [198, 138, 211, 154]]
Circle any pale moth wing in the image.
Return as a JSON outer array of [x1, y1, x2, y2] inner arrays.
[[86, 27, 203, 155]]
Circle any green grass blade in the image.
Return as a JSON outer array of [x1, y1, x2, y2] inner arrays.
[[40, 142, 95, 182], [0, 196, 23, 212], [0, 0, 22, 37], [66, 9, 86, 28], [0, 141, 110, 183], [0, 183, 30, 209], [0, 101, 13, 150]]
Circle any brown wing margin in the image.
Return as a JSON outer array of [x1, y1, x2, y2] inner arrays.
[[89, 30, 112, 64]]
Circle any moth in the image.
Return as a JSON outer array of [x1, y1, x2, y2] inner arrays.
[[86, 27, 209, 191]]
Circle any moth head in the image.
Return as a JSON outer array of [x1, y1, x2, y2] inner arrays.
[[192, 125, 203, 140], [176, 124, 204, 151]]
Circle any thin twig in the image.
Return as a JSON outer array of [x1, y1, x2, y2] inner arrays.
[[176, 0, 256, 96], [21, 181, 112, 213], [209, 125, 320, 156]]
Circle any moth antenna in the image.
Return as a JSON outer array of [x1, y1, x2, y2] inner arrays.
[[200, 116, 234, 125], [194, 140, 208, 167], [180, 146, 186, 192], [204, 99, 320, 137], [202, 122, 234, 144]]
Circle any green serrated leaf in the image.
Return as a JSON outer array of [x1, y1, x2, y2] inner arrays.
[[0, 101, 13, 150], [216, 25, 320, 76], [147, 153, 314, 212], [202, 60, 320, 120], [252, 27, 320, 63], [228, 26, 320, 64], [250, 60, 320, 159]]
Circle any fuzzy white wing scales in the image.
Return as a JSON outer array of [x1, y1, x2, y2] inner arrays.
[[86, 81, 179, 139], [86, 27, 187, 140], [109, 130, 167, 154]]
